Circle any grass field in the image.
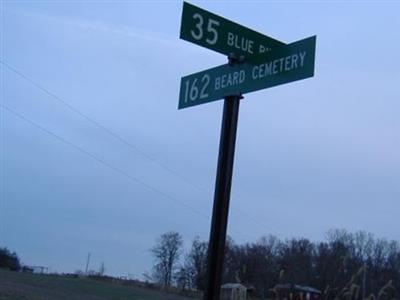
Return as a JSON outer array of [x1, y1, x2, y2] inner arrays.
[[0, 270, 198, 300]]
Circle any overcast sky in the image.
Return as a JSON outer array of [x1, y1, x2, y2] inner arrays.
[[1, 0, 399, 278]]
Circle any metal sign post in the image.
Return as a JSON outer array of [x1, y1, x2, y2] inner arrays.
[[203, 94, 241, 300]]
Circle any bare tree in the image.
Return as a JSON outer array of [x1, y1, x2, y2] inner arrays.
[[146, 230, 400, 298], [151, 231, 183, 288], [175, 266, 190, 291], [186, 236, 208, 290]]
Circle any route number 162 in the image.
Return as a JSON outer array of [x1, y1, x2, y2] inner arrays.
[[183, 74, 211, 103]]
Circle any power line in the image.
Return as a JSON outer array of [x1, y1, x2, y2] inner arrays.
[[1, 105, 257, 241], [0, 60, 211, 195], [1, 105, 208, 219], [1, 60, 271, 237]]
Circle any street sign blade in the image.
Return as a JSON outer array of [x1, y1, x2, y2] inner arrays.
[[180, 2, 285, 61], [178, 36, 316, 109]]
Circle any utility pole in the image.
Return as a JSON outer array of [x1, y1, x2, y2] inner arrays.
[[363, 263, 367, 299], [85, 252, 91, 275]]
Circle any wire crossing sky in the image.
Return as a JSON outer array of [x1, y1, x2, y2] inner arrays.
[[1, 1, 400, 277], [0, 60, 265, 240]]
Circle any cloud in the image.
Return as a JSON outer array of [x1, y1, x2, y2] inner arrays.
[[4, 7, 180, 48]]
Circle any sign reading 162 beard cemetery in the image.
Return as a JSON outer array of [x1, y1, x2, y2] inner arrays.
[[178, 2, 316, 300], [179, 36, 316, 109]]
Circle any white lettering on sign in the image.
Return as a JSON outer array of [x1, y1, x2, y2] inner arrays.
[[258, 44, 271, 54], [183, 74, 211, 103], [190, 13, 220, 45], [227, 32, 254, 54], [252, 51, 307, 80], [215, 70, 245, 90], [299, 52, 306, 66], [190, 14, 203, 41]]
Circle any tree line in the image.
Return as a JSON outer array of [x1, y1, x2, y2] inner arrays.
[[148, 229, 399, 299]]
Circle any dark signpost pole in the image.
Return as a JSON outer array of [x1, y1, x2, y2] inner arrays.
[[204, 94, 241, 300]]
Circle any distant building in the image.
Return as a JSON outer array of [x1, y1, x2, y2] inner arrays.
[[22, 265, 48, 274], [270, 284, 321, 300], [21, 266, 34, 273], [221, 283, 247, 300]]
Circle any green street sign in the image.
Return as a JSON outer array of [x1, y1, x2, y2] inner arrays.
[[179, 36, 316, 109], [180, 2, 285, 61]]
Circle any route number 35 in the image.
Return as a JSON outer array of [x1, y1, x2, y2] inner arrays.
[[190, 13, 220, 45]]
